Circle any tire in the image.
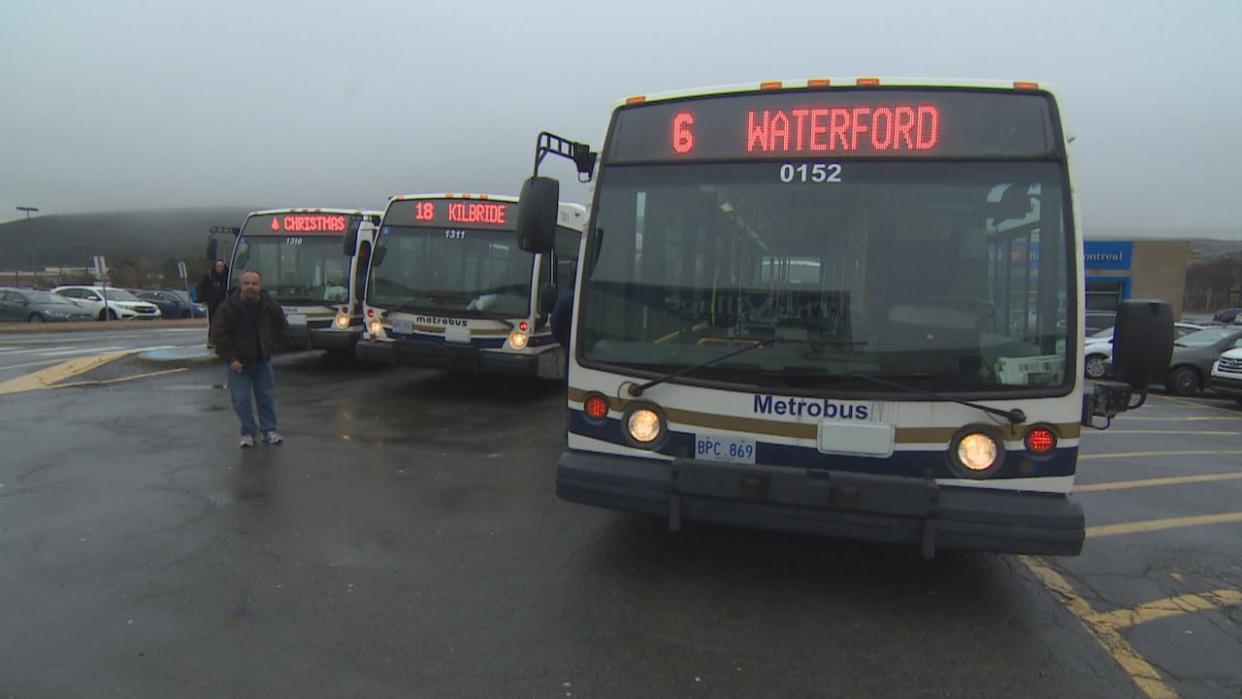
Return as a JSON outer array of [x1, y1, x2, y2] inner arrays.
[[27, 313, 44, 323], [1166, 366, 1202, 396], [1084, 354, 1108, 379], [180, 310, 192, 319]]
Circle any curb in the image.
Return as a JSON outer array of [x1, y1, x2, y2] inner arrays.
[[0, 319, 207, 335]]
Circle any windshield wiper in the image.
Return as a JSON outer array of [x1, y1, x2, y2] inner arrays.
[[627, 338, 775, 397], [833, 371, 1026, 425]]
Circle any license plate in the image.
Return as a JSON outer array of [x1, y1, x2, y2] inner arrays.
[[392, 318, 413, 335], [287, 313, 307, 326], [444, 325, 470, 344], [695, 434, 756, 464]]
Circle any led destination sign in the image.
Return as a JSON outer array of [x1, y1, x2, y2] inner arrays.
[[385, 199, 516, 230], [607, 89, 1058, 162], [242, 213, 355, 236]]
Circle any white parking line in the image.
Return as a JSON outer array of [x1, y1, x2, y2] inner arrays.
[[35, 345, 128, 357]]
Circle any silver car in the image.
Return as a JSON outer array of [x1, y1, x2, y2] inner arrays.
[[1164, 326, 1242, 395]]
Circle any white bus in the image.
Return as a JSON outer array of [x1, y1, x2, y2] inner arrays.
[[514, 78, 1170, 557], [355, 194, 584, 379], [210, 208, 381, 355]]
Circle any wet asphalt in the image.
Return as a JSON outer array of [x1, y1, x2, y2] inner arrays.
[[1, 344, 1240, 698]]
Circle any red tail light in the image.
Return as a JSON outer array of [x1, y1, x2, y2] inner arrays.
[[584, 395, 610, 421], [1025, 427, 1057, 454]]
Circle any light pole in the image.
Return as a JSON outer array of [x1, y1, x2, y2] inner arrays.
[[16, 206, 39, 286]]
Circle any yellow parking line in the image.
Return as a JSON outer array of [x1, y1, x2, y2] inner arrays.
[[1087, 589, 1242, 630], [1078, 449, 1242, 460], [1115, 416, 1242, 422], [1088, 512, 1242, 538], [1149, 395, 1242, 416], [1101, 430, 1239, 436], [55, 367, 187, 388], [1077, 473, 1242, 492], [1019, 556, 1178, 699], [0, 352, 130, 396]]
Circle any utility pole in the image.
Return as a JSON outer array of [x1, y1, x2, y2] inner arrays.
[[16, 206, 39, 287]]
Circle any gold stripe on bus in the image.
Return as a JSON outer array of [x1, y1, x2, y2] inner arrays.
[[568, 387, 1081, 442]]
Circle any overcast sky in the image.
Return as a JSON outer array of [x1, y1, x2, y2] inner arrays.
[[2, 0, 1240, 237]]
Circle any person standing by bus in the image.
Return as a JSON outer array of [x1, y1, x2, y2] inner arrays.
[[212, 270, 288, 448], [196, 259, 229, 347]]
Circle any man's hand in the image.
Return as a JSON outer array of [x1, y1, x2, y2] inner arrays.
[[230, 360, 244, 372]]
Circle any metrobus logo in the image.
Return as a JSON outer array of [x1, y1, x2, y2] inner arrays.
[[753, 394, 871, 420]]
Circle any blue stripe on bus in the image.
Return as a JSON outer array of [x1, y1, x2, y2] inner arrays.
[[387, 331, 558, 350], [567, 410, 1076, 481]]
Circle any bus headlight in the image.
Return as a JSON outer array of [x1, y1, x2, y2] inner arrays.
[[508, 330, 528, 350], [335, 313, 350, 329], [369, 319, 384, 336], [954, 432, 1002, 473], [626, 407, 662, 444]]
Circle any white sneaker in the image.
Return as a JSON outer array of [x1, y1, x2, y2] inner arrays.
[[239, 434, 255, 448], [264, 431, 283, 445]]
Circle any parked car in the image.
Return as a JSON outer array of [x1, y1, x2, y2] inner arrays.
[[1163, 326, 1242, 395], [52, 286, 162, 321], [1209, 347, 1242, 406], [1083, 322, 1204, 379], [1084, 310, 1117, 336], [134, 289, 206, 319], [1211, 307, 1242, 324], [0, 287, 96, 323]]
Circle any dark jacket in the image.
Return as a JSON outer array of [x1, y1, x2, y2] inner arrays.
[[550, 293, 573, 348], [212, 290, 287, 366], [196, 267, 230, 310]]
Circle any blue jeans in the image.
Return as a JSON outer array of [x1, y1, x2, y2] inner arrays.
[[228, 361, 278, 436]]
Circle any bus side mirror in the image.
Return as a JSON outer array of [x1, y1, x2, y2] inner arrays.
[[539, 283, 557, 315], [517, 177, 559, 254], [1112, 299, 1173, 389], [206, 239, 218, 261], [343, 227, 358, 257]]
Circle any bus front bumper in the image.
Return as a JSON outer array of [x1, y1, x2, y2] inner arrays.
[[391, 339, 550, 377], [310, 327, 362, 354], [556, 450, 1084, 557]]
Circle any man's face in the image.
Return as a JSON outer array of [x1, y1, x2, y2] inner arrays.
[[214, 261, 225, 274], [240, 272, 261, 301]]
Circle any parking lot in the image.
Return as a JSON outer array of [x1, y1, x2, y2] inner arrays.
[[2, 327, 1240, 698]]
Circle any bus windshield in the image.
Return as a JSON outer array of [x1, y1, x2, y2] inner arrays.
[[231, 235, 350, 305], [580, 160, 1071, 395], [369, 226, 534, 318]]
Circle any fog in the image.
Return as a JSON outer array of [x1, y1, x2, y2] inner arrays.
[[2, 0, 1239, 237]]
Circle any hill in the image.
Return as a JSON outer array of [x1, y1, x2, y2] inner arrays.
[[0, 207, 257, 270]]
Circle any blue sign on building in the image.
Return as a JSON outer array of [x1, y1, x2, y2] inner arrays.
[[1084, 241, 1133, 270]]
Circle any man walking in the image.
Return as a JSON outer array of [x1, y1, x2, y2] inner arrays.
[[212, 270, 287, 448], [196, 260, 229, 348]]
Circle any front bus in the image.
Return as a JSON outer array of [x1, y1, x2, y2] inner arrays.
[[222, 208, 380, 355], [517, 79, 1170, 557], [355, 194, 584, 379]]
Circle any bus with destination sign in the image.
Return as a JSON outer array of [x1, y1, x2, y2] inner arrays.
[[513, 78, 1172, 557], [209, 208, 382, 355], [355, 194, 584, 379]]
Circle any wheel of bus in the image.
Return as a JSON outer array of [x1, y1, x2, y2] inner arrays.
[[1165, 365, 1201, 396], [27, 313, 44, 324], [1084, 354, 1108, 379]]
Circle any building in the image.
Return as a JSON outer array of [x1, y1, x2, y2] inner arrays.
[[1084, 240, 1189, 319]]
